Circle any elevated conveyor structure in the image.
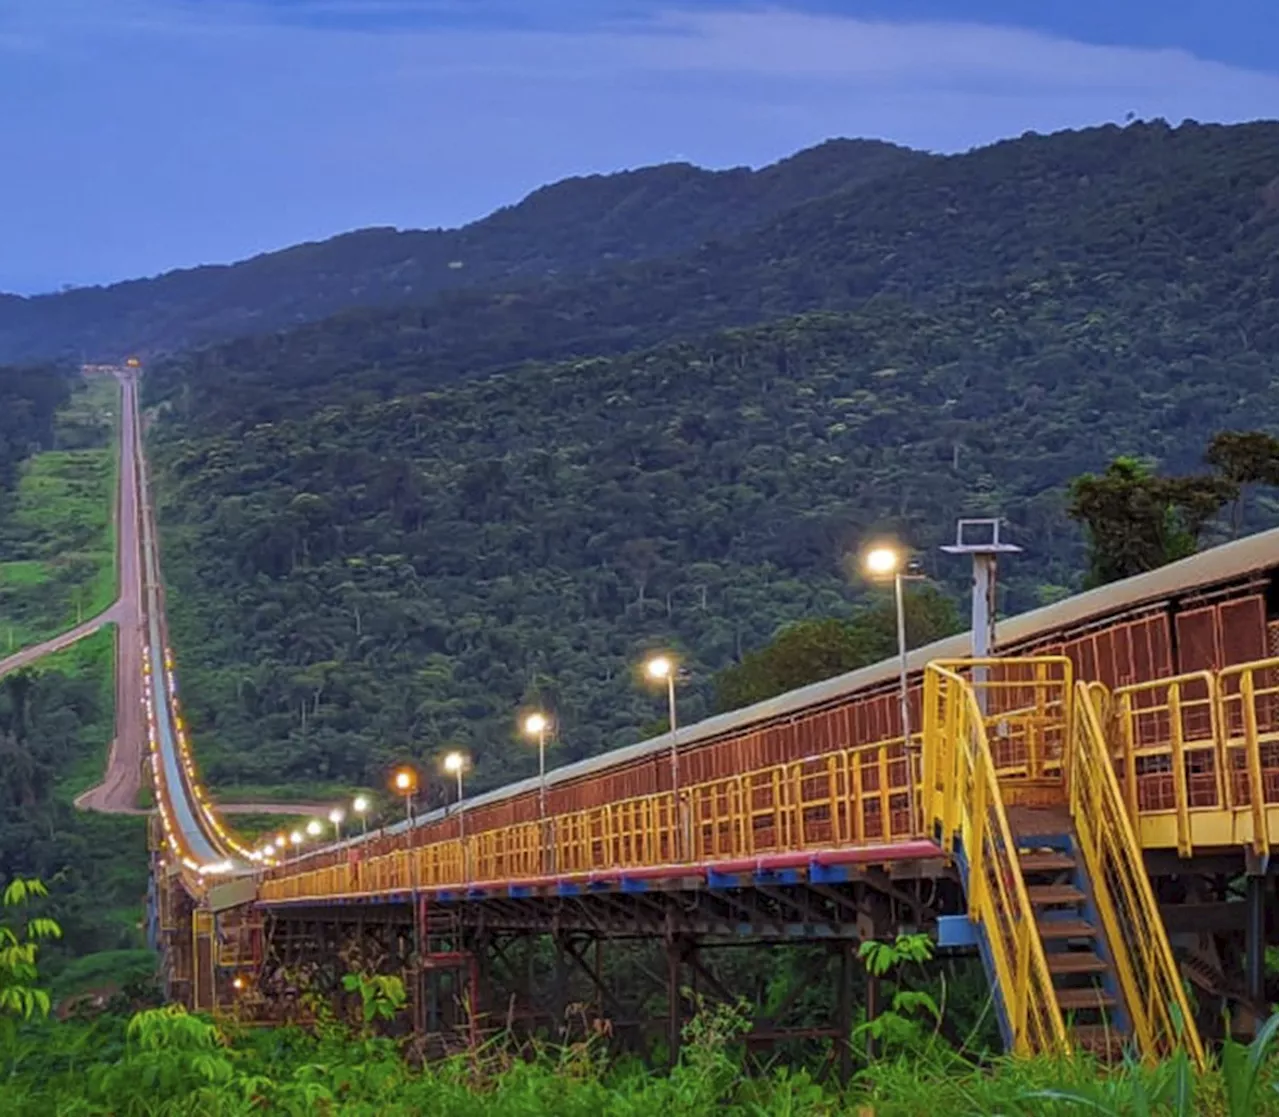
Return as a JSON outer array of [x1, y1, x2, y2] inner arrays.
[[236, 532, 1276, 1064], [120, 368, 259, 1007], [132, 422, 1275, 1062]]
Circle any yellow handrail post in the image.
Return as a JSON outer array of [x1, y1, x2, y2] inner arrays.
[[1168, 685, 1192, 858], [1239, 670, 1269, 856], [1120, 691, 1140, 826]]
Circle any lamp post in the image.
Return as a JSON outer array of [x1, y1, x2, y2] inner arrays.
[[393, 768, 418, 825], [328, 807, 345, 841], [522, 712, 551, 873], [645, 654, 685, 859], [522, 713, 550, 820], [863, 543, 922, 831], [289, 829, 304, 862], [352, 795, 370, 836], [443, 751, 469, 862]]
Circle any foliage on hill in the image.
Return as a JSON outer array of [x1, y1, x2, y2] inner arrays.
[[0, 634, 147, 967], [150, 274, 1277, 795], [714, 588, 961, 712], [145, 119, 1278, 437], [0, 364, 71, 505], [0, 377, 118, 650], [0, 140, 925, 365]]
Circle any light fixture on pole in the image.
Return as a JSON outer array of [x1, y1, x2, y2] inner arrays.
[[352, 795, 370, 835], [328, 807, 345, 841], [522, 712, 550, 820], [305, 819, 323, 840], [862, 542, 925, 831], [443, 750, 468, 840], [940, 518, 1021, 714], [645, 654, 684, 858], [393, 768, 418, 824]]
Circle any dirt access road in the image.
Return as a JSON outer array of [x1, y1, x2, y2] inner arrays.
[[74, 371, 147, 813]]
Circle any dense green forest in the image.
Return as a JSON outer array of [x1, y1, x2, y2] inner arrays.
[[0, 363, 72, 506], [146, 119, 1277, 799], [0, 635, 147, 969], [145, 120, 1277, 436], [0, 139, 924, 364], [151, 277, 1277, 795]]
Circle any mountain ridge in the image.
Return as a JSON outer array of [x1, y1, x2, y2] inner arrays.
[[145, 119, 1278, 436], [0, 138, 927, 364]]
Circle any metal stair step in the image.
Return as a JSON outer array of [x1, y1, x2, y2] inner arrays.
[[1027, 884, 1087, 906], [1071, 1024, 1127, 1059], [1018, 851, 1077, 873], [1046, 951, 1109, 975], [1037, 917, 1096, 940], [1057, 986, 1118, 1011]]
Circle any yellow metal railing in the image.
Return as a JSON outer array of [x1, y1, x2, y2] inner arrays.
[[1069, 681, 1206, 1069], [260, 735, 922, 903], [923, 661, 1070, 1058], [1112, 659, 1279, 856], [1218, 659, 1279, 855]]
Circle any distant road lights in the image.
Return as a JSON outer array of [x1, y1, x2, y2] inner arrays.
[[328, 807, 346, 840], [305, 819, 323, 839], [645, 654, 684, 858], [273, 834, 287, 850], [522, 712, 551, 820], [353, 795, 371, 835], [393, 768, 418, 824]]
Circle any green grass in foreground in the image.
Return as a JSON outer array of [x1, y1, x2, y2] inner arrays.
[[0, 377, 118, 653], [3, 1000, 1276, 1117]]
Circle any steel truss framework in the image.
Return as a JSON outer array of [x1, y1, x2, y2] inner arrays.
[[160, 838, 1277, 1066]]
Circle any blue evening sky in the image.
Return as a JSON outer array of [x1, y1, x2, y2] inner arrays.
[[1, 0, 1274, 293]]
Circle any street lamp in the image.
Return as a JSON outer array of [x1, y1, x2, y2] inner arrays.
[[443, 750, 468, 840], [522, 712, 550, 820], [393, 768, 418, 824], [862, 543, 921, 830], [289, 830, 304, 861], [645, 654, 684, 858], [328, 807, 345, 840], [352, 795, 370, 835], [305, 819, 323, 839], [443, 751, 466, 804]]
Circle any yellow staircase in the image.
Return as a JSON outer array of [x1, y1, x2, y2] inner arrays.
[[924, 658, 1205, 1068]]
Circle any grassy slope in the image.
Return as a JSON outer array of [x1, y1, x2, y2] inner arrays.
[[0, 376, 118, 652]]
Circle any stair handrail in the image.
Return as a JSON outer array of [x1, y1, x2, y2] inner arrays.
[[1068, 680, 1206, 1070], [924, 663, 1069, 1057]]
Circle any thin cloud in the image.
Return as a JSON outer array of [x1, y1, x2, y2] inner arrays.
[[0, 0, 1273, 290]]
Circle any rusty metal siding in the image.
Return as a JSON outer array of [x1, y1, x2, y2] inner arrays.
[[1175, 595, 1267, 673]]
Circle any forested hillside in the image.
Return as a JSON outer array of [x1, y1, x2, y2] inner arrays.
[[0, 140, 924, 365], [147, 119, 1278, 435], [151, 268, 1277, 797], [0, 364, 72, 503]]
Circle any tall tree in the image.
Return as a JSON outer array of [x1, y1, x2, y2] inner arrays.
[[715, 586, 960, 712], [1067, 455, 1236, 588], [1204, 431, 1279, 536]]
